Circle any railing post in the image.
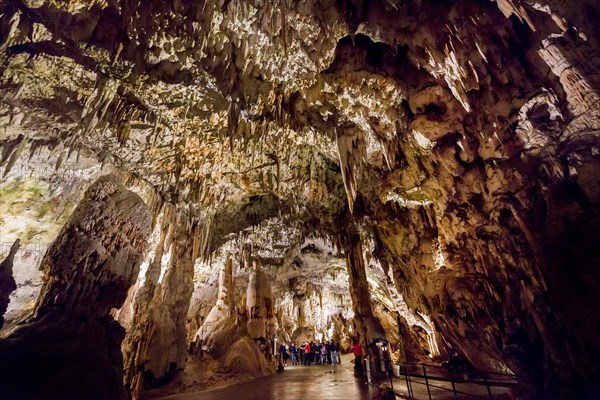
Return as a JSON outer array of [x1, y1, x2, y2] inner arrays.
[[484, 374, 493, 399], [422, 364, 432, 400], [388, 361, 394, 391], [450, 374, 457, 397], [403, 363, 413, 398]]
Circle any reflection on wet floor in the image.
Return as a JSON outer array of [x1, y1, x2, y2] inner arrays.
[[148, 354, 514, 400], [151, 355, 372, 400]]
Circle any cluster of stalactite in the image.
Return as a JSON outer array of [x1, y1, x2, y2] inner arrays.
[[0, 1, 599, 399]]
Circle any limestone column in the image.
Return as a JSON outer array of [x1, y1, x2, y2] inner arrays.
[[341, 226, 385, 349], [123, 207, 196, 398], [217, 256, 234, 309], [0, 174, 151, 400], [193, 256, 235, 352], [246, 261, 273, 340], [122, 204, 174, 397]]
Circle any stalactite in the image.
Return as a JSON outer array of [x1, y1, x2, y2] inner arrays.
[[1, 134, 27, 178]]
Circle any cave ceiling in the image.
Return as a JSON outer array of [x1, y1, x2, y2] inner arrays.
[[2, 1, 600, 398], [1, 0, 599, 248]]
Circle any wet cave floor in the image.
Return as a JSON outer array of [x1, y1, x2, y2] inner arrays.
[[145, 354, 513, 400]]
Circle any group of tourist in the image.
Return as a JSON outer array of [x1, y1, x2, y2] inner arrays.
[[278, 341, 342, 366]]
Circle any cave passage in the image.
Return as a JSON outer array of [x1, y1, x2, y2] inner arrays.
[[146, 354, 372, 400], [1, 0, 600, 399]]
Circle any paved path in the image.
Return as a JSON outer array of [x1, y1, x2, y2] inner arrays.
[[150, 355, 373, 400], [149, 355, 514, 400]]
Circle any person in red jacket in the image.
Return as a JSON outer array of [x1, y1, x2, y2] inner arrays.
[[352, 338, 364, 376], [304, 342, 311, 365]]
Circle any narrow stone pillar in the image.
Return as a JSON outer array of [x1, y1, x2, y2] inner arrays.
[[0, 174, 151, 400], [341, 227, 385, 348], [217, 256, 234, 309], [122, 206, 196, 398], [193, 256, 235, 353], [246, 261, 273, 340]]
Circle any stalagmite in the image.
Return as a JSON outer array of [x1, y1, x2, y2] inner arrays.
[[0, 175, 151, 400], [193, 256, 235, 352], [121, 206, 196, 397], [341, 226, 386, 347], [246, 261, 273, 340]]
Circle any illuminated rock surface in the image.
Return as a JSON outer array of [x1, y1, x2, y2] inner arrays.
[[1, 0, 599, 399], [0, 174, 151, 399]]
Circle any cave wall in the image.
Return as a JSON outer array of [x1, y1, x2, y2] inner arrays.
[[317, 1, 600, 397], [0, 149, 101, 329], [0, 174, 151, 400]]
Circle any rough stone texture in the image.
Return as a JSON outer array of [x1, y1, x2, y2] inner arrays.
[[121, 204, 197, 398], [33, 174, 151, 318], [1, 0, 599, 399], [246, 262, 273, 340], [0, 174, 151, 400], [0, 239, 19, 328], [341, 225, 386, 347], [0, 150, 101, 330]]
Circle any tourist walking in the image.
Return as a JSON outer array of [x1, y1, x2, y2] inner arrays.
[[331, 341, 337, 364], [304, 342, 311, 365], [299, 342, 305, 365], [353, 338, 364, 376], [290, 343, 298, 365]]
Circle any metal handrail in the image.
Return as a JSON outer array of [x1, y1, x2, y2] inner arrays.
[[386, 362, 517, 400], [399, 361, 516, 380]]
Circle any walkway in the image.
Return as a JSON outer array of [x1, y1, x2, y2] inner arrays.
[[149, 355, 514, 400], [150, 355, 371, 400]]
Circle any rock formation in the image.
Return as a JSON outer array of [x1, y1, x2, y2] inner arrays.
[[341, 225, 386, 346], [0, 239, 19, 328], [0, 174, 151, 399], [120, 204, 197, 396], [246, 262, 274, 340], [1, 0, 599, 399]]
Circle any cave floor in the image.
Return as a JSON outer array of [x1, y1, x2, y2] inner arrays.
[[147, 354, 371, 400], [148, 354, 513, 400]]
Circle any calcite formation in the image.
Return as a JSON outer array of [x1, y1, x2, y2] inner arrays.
[[0, 239, 19, 328], [1, 0, 599, 399], [0, 174, 151, 399], [120, 204, 197, 396], [246, 262, 274, 340], [341, 225, 386, 346]]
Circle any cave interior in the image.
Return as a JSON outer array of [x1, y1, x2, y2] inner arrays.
[[1, 0, 600, 399]]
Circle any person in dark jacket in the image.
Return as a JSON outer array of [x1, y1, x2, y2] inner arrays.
[[290, 343, 298, 365], [279, 343, 289, 366]]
